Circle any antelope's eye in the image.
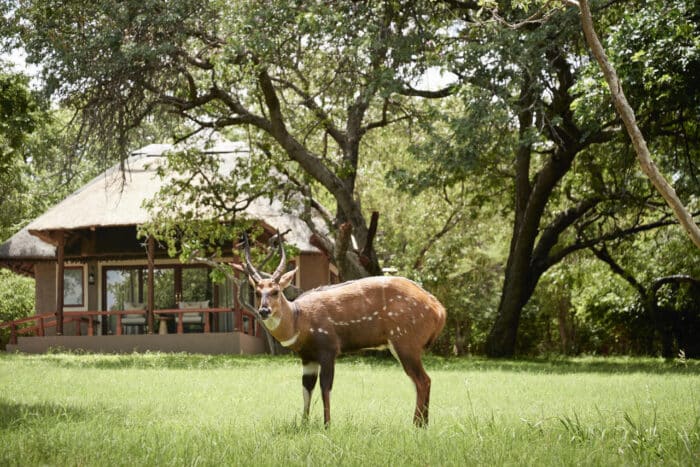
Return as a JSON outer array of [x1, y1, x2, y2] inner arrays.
[[255, 290, 262, 298], [270, 289, 279, 297]]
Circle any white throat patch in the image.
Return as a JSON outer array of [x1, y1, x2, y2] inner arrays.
[[262, 315, 281, 331], [280, 331, 300, 348]]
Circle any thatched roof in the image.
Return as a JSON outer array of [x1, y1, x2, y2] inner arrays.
[[4, 140, 326, 260], [0, 227, 55, 259], [25, 144, 176, 236], [0, 227, 55, 275]]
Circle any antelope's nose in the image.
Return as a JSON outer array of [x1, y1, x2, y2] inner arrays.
[[259, 306, 271, 319]]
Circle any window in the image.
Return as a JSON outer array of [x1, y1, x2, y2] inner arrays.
[[102, 265, 212, 311], [181, 267, 211, 303], [104, 267, 177, 311], [64, 267, 84, 307]]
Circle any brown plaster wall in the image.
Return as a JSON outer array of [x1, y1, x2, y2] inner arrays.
[[298, 253, 329, 291], [34, 262, 56, 315]]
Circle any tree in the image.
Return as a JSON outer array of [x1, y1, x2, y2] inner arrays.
[[396, 0, 700, 356], [9, 0, 458, 280], [0, 66, 43, 239]]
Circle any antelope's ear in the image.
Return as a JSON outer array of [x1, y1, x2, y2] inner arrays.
[[278, 267, 297, 289]]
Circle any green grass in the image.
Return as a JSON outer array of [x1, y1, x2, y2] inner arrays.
[[1, 353, 698, 466]]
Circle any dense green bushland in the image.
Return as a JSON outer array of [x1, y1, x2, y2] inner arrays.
[[0, 353, 698, 466]]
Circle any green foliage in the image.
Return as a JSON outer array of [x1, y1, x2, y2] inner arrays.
[[359, 121, 508, 354], [0, 270, 34, 322], [520, 224, 700, 357], [0, 66, 44, 239], [0, 68, 40, 155], [0, 269, 35, 347], [574, 0, 700, 195], [0, 105, 115, 240], [140, 144, 301, 265]]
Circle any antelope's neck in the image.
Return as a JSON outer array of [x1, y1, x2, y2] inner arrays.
[[265, 300, 299, 347]]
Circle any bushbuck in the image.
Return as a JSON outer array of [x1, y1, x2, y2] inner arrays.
[[242, 235, 446, 427]]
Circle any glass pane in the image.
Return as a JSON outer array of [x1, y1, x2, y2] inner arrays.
[[64, 268, 84, 306], [106, 269, 144, 310], [182, 268, 211, 303], [152, 269, 176, 309], [218, 275, 234, 308]]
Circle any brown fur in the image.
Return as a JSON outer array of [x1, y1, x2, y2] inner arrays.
[[252, 272, 446, 427]]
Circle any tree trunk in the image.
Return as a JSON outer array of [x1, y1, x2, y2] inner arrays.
[[557, 304, 572, 355], [452, 321, 465, 356], [486, 281, 525, 357], [256, 68, 381, 280], [485, 248, 541, 357]]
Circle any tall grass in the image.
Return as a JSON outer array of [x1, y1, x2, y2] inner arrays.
[[1, 353, 698, 466]]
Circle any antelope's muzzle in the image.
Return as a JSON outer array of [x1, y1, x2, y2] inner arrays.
[[259, 305, 271, 319]]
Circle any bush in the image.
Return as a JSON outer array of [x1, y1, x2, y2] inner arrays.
[[0, 269, 35, 347]]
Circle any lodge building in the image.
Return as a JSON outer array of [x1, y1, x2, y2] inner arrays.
[[0, 141, 335, 354]]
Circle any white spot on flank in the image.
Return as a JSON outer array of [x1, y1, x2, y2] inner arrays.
[[390, 329, 394, 336]]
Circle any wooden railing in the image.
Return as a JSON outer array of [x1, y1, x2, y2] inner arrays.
[[0, 308, 260, 346], [0, 312, 91, 345]]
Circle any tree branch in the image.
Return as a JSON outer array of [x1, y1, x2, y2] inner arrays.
[[531, 196, 601, 273], [269, 75, 346, 146], [361, 211, 379, 265], [651, 275, 700, 295], [588, 243, 646, 297], [413, 208, 462, 270], [547, 215, 681, 269], [398, 83, 459, 99]]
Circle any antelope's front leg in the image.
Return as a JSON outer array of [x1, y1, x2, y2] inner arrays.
[[301, 361, 320, 419], [319, 356, 336, 427]]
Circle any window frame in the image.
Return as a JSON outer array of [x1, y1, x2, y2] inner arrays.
[[63, 265, 85, 308]]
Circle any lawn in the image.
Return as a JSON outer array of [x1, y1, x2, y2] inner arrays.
[[0, 353, 698, 466]]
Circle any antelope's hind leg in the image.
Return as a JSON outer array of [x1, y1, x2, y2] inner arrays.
[[394, 345, 431, 427], [302, 361, 320, 420], [319, 356, 336, 427]]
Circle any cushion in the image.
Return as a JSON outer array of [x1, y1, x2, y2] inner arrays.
[[178, 301, 209, 309]]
